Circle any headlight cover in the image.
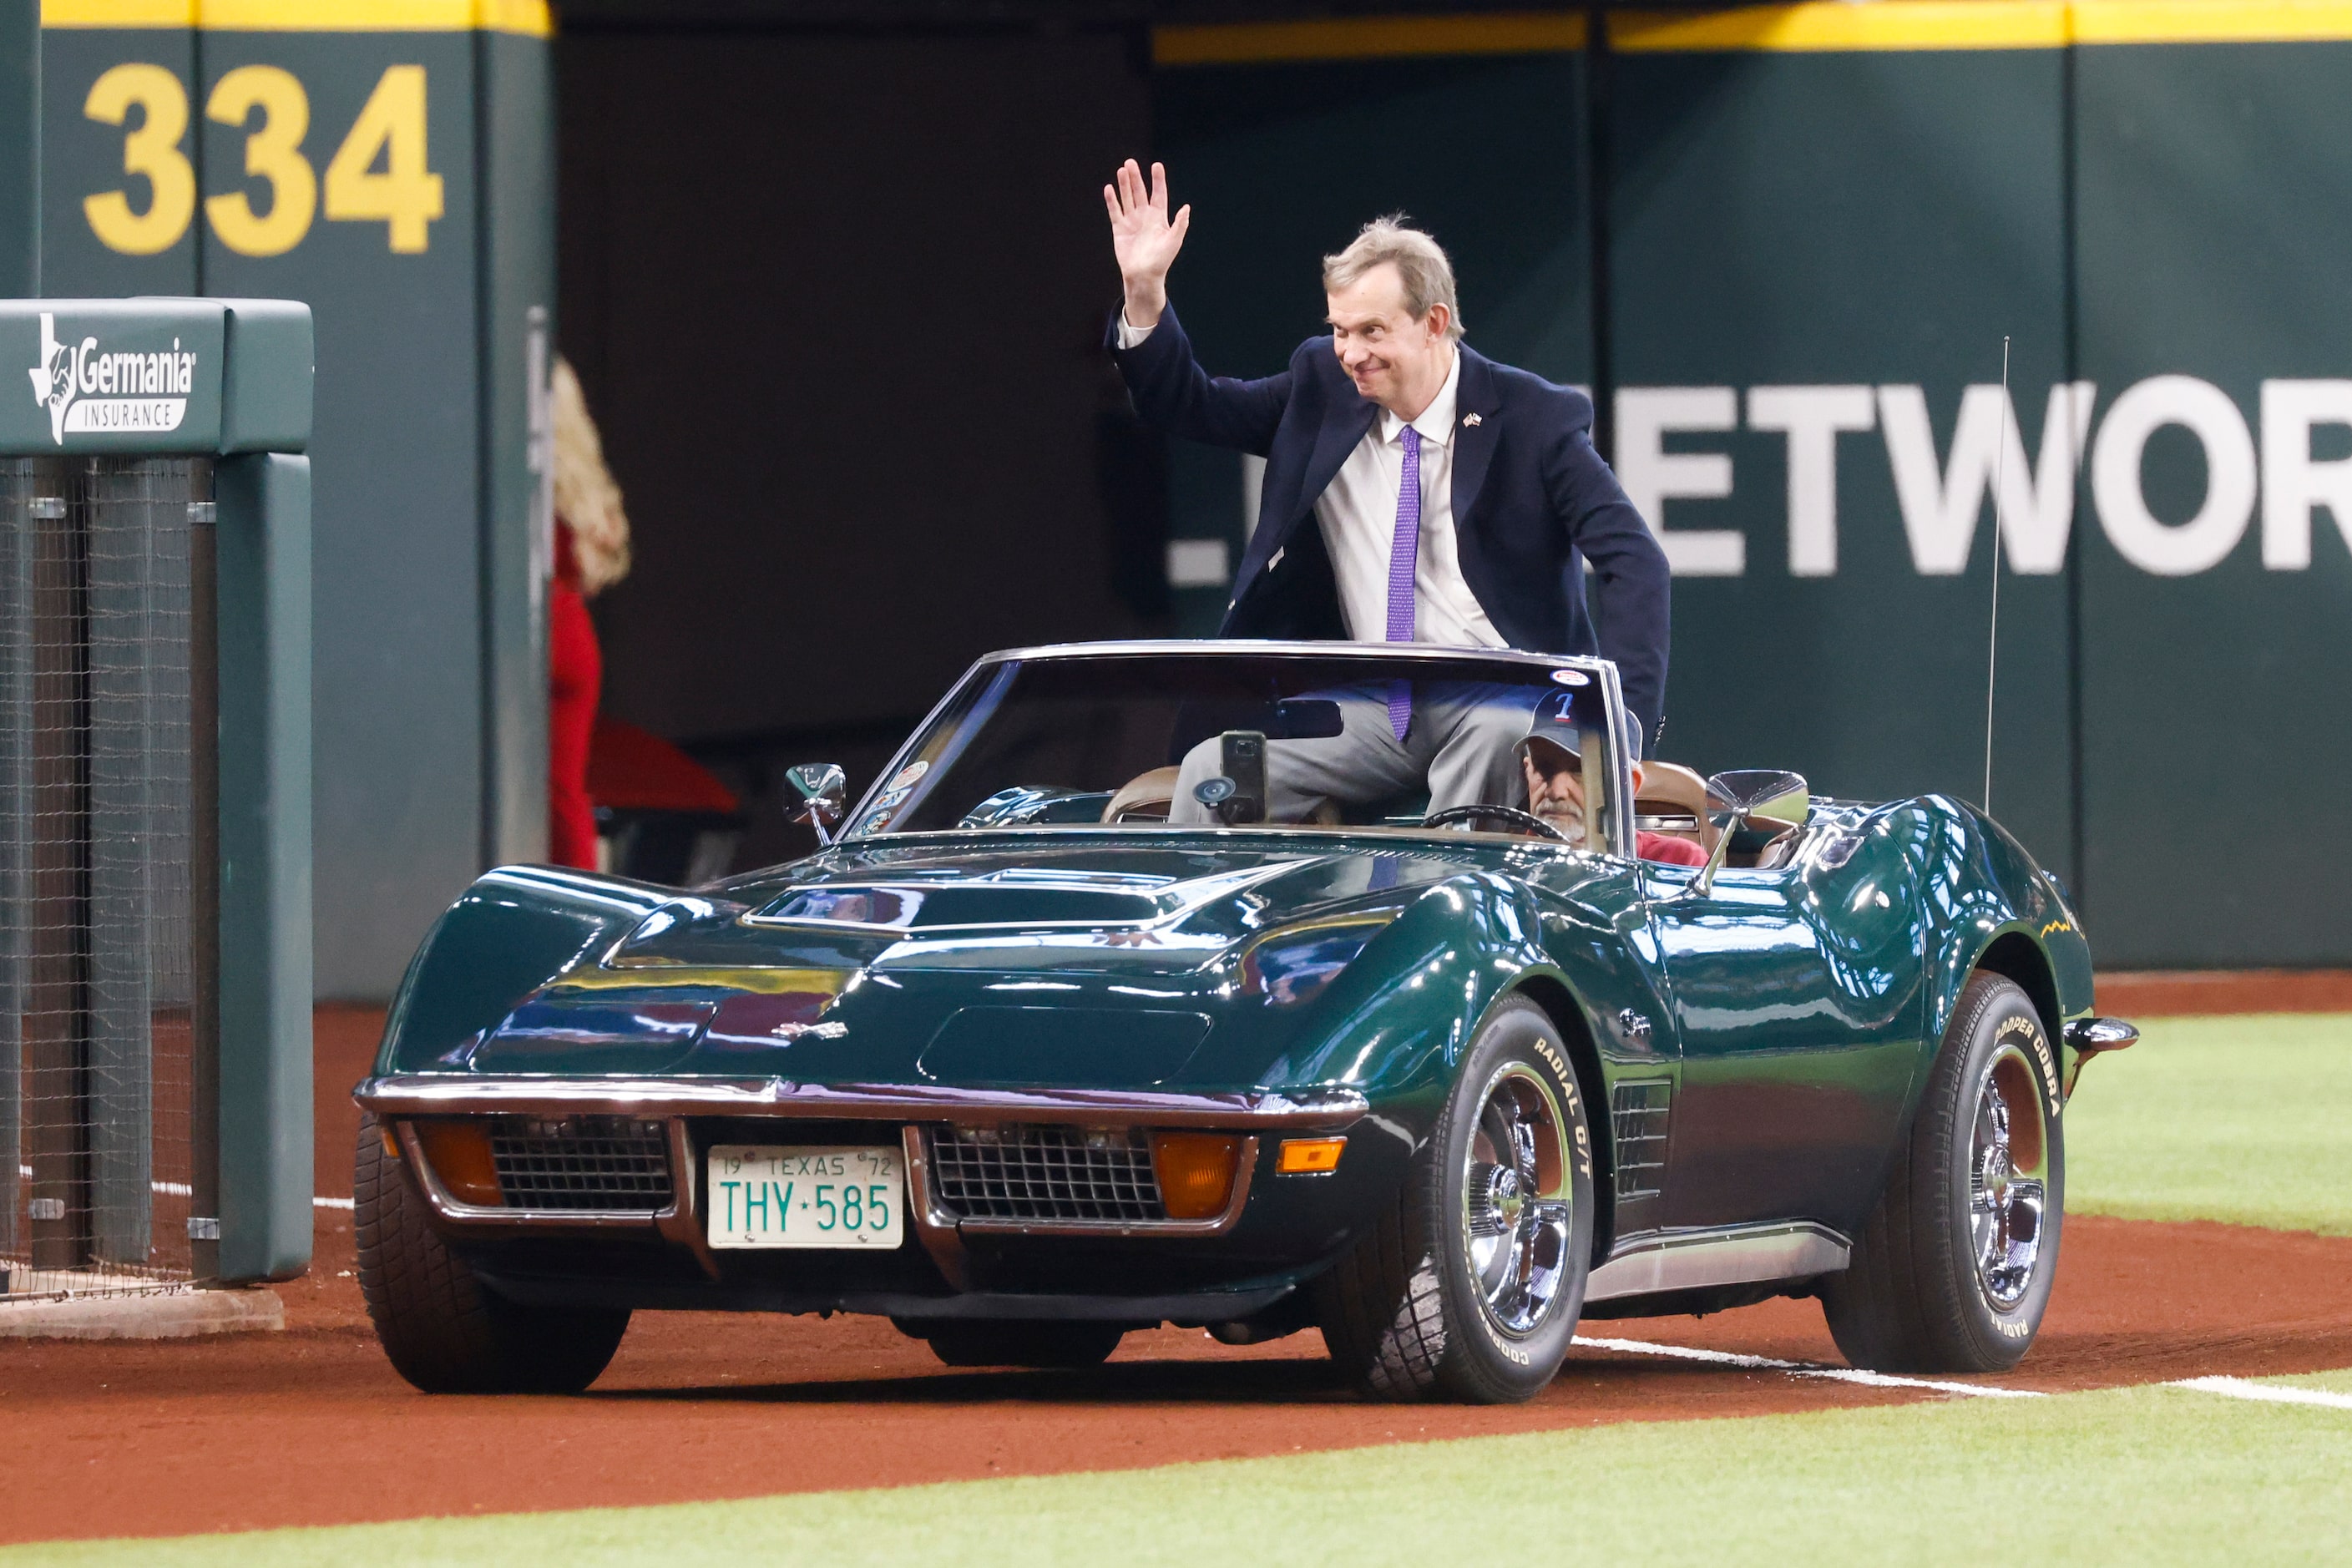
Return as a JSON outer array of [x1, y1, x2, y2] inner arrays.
[[1240, 913, 1398, 1008]]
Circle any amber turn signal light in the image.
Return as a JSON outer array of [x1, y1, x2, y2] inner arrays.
[[412, 1119, 502, 1206], [1277, 1136, 1346, 1175], [1151, 1132, 1242, 1221]]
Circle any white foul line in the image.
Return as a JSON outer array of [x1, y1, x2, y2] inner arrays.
[[1572, 1333, 2045, 1399], [2171, 1376, 2352, 1411]]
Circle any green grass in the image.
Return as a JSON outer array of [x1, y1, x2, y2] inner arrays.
[[9, 1381, 2350, 1567], [2278, 1368, 2352, 1396], [2063, 1012, 2352, 1235]]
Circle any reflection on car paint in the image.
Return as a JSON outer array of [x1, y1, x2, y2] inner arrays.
[[1242, 916, 1399, 1007], [365, 647, 2110, 1368]]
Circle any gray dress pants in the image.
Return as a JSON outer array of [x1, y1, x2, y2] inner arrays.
[[1167, 681, 1535, 826]]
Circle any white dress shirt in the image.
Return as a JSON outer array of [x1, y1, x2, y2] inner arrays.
[[1117, 315, 1504, 649]]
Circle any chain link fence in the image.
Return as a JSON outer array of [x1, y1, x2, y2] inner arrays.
[[2, 455, 210, 1301]]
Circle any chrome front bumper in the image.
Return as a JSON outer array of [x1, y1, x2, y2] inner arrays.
[[2059, 1015, 2137, 1100], [356, 1075, 1369, 1290]]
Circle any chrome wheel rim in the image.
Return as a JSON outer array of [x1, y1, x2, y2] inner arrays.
[[1460, 1063, 1575, 1336], [1970, 1043, 2051, 1310]]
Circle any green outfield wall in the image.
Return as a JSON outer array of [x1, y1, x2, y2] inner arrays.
[[29, 0, 552, 998], [1155, 2, 2352, 969], [1, 0, 34, 297]]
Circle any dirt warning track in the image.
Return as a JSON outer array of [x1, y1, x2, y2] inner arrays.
[[2, 1211, 2347, 1545], [5, 1004, 2348, 1546]]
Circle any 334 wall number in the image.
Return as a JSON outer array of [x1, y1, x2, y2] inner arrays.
[[83, 62, 444, 257]]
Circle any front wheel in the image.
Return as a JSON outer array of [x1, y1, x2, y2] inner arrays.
[[1315, 995, 1596, 1404], [354, 1112, 632, 1393], [1823, 972, 2065, 1373]]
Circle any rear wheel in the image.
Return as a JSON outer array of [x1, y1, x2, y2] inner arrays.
[[908, 1319, 1125, 1368], [354, 1111, 632, 1393], [1315, 995, 1596, 1404], [1824, 973, 2065, 1373]]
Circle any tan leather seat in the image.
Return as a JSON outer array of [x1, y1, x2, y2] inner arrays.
[[1636, 760, 1718, 856], [1100, 766, 1342, 826], [1103, 766, 1181, 823]]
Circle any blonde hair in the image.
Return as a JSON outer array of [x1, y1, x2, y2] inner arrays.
[[552, 357, 631, 596], [1322, 215, 1464, 341]]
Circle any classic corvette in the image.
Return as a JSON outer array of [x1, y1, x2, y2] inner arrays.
[[353, 641, 2135, 1404]]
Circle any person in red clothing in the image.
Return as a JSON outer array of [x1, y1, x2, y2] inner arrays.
[[548, 357, 632, 870], [1516, 691, 1709, 866]]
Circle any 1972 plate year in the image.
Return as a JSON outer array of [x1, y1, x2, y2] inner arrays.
[[706, 1144, 904, 1250]]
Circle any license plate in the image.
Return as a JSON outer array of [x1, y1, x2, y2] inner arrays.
[[706, 1144, 905, 1250]]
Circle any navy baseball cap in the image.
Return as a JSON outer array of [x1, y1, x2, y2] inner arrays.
[[1517, 687, 1587, 767]]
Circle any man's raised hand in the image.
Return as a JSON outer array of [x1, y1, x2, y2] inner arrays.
[[1103, 159, 1190, 331]]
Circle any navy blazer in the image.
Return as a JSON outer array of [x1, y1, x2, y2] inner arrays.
[[1108, 302, 1672, 750]]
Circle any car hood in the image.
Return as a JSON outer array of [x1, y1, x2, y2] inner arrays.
[[442, 831, 1576, 1091]]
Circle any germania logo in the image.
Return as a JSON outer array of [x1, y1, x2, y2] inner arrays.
[[25, 313, 195, 444]]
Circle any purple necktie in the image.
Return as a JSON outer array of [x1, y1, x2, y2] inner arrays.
[[1386, 426, 1422, 740]]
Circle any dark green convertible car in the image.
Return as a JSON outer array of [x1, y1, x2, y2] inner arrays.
[[354, 642, 2135, 1404]]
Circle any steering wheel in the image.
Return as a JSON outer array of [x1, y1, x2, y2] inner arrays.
[[1419, 804, 1573, 842]]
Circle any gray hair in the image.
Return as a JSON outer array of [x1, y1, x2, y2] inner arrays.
[[1322, 215, 1464, 341]]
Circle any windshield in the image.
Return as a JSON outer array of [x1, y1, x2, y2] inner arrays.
[[848, 648, 1628, 849]]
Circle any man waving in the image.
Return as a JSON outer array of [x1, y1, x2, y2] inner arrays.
[[1103, 159, 1672, 754]]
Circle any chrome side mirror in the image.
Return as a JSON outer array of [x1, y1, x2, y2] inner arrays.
[[785, 762, 848, 846], [1690, 769, 1809, 894]]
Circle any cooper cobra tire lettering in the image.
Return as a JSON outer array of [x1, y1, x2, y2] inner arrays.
[[1482, 1320, 1531, 1363], [1823, 972, 2064, 1375], [1995, 1014, 2062, 1118]]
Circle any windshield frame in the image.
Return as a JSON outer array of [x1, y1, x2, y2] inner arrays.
[[841, 640, 1637, 854]]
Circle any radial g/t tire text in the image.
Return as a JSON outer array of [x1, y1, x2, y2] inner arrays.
[[354, 1111, 632, 1394]]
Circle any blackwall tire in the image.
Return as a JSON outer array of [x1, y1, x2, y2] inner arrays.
[[914, 1320, 1125, 1368], [354, 1112, 632, 1394], [1315, 995, 1596, 1404], [1823, 972, 2065, 1373]]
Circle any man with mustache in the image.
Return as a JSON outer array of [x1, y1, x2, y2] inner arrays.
[[1516, 690, 1707, 865], [1104, 160, 1672, 827]]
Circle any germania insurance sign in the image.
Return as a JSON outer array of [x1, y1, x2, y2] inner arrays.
[[0, 300, 224, 454], [28, 311, 198, 441]]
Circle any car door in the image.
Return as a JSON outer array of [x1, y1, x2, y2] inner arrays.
[[1640, 838, 1928, 1238]]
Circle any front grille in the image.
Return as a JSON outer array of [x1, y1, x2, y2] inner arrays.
[[1611, 1080, 1672, 1201], [490, 1117, 674, 1211], [927, 1124, 1166, 1223]]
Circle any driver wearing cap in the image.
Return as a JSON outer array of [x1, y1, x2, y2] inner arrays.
[[1518, 690, 1707, 866]]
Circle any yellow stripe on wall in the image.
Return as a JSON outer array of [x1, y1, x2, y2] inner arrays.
[[1156, 2, 2352, 62], [1156, 13, 1586, 67], [42, 0, 551, 34], [473, 0, 552, 38], [2073, 0, 2352, 42], [41, 0, 195, 24], [1611, 3, 2069, 53]]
